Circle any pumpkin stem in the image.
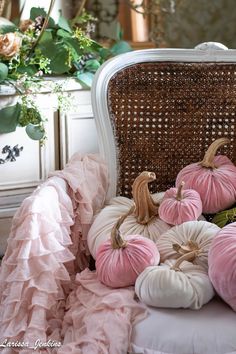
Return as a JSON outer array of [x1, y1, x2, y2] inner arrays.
[[199, 138, 230, 169], [176, 181, 185, 201], [172, 240, 199, 255], [132, 171, 159, 225], [170, 250, 199, 271], [110, 205, 136, 249], [171, 240, 201, 271]]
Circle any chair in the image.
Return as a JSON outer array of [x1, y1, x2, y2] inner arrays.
[[91, 42, 236, 354]]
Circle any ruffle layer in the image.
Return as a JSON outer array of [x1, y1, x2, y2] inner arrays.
[[0, 154, 109, 352], [51, 153, 108, 273], [58, 269, 147, 354], [5, 235, 73, 265], [0, 177, 76, 347]]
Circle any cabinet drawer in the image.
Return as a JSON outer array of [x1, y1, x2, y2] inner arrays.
[[0, 128, 42, 188]]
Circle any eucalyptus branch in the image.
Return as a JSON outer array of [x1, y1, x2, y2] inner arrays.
[[5, 80, 24, 95], [75, 0, 87, 18]]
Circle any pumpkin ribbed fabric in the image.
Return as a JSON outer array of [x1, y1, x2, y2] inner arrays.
[[159, 183, 202, 225], [135, 260, 214, 310], [209, 223, 236, 311], [157, 221, 220, 271], [96, 235, 160, 288], [176, 138, 236, 214]]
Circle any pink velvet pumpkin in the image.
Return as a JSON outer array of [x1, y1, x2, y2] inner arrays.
[[159, 181, 202, 225], [176, 138, 236, 214], [96, 208, 160, 288], [209, 222, 236, 311]]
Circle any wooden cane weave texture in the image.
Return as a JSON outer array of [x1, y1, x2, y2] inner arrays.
[[107, 62, 236, 198]]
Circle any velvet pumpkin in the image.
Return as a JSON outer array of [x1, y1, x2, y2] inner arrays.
[[88, 171, 171, 259], [157, 220, 220, 271], [159, 181, 202, 225], [96, 207, 160, 288], [176, 138, 236, 214], [135, 255, 214, 309], [209, 223, 236, 311]]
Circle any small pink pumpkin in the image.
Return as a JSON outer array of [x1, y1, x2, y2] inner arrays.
[[209, 222, 236, 311], [176, 138, 236, 214], [96, 207, 160, 288], [159, 181, 202, 225]]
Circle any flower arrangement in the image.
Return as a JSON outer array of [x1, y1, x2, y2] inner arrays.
[[0, 6, 131, 141]]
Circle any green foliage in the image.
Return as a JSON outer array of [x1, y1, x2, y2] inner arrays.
[[212, 207, 236, 228], [0, 103, 21, 133], [26, 123, 45, 140], [0, 24, 17, 34], [85, 59, 100, 72], [57, 29, 72, 39], [0, 7, 132, 141], [77, 72, 94, 88], [0, 63, 8, 81], [19, 105, 41, 127], [58, 15, 72, 33], [110, 40, 133, 55], [49, 45, 71, 74], [30, 7, 55, 27], [30, 7, 47, 20]]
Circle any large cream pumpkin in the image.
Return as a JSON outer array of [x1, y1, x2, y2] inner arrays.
[[156, 220, 220, 271], [135, 259, 215, 310], [87, 171, 171, 259]]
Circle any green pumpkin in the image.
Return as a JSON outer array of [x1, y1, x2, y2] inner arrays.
[[212, 207, 236, 228]]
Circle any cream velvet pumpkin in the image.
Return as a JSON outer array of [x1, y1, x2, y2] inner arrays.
[[135, 259, 215, 310], [87, 172, 171, 259], [156, 220, 220, 271]]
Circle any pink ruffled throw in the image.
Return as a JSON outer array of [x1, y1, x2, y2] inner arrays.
[[0, 153, 147, 353]]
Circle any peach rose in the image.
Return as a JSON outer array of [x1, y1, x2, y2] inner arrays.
[[0, 32, 21, 59]]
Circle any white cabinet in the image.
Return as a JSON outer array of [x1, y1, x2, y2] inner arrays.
[[0, 80, 99, 254], [59, 90, 99, 167]]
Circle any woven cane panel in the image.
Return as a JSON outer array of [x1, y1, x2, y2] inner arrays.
[[107, 62, 236, 197]]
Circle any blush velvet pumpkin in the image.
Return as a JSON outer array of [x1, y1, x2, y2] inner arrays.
[[209, 222, 236, 311], [159, 181, 202, 225], [96, 207, 160, 288], [176, 138, 236, 214]]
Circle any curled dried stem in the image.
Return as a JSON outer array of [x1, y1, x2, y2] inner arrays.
[[199, 138, 230, 169], [132, 171, 159, 224]]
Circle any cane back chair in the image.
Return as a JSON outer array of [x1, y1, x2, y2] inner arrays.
[[91, 42, 236, 354], [92, 41, 236, 203]]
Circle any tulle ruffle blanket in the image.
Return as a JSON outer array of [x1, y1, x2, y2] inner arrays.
[[0, 154, 146, 354]]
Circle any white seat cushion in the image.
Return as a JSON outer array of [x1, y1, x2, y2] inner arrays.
[[130, 297, 236, 354]]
